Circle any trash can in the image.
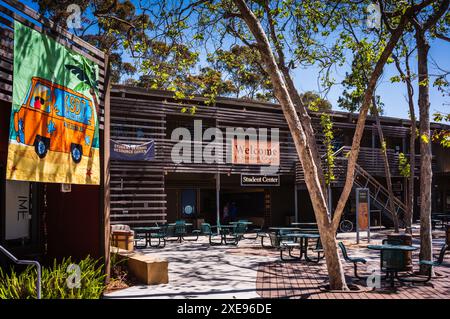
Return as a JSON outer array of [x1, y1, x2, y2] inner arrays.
[[111, 230, 134, 251], [382, 233, 413, 272]]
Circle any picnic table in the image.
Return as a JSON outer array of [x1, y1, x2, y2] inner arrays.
[[208, 225, 239, 245], [268, 227, 302, 235], [432, 214, 450, 228], [168, 222, 193, 226], [368, 244, 419, 288], [290, 222, 317, 227], [283, 233, 321, 262], [229, 221, 253, 225], [133, 226, 162, 247]]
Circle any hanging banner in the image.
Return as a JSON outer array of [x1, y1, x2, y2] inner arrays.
[[110, 140, 155, 161], [5, 181, 30, 240], [6, 22, 100, 185]]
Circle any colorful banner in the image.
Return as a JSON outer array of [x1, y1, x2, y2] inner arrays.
[[6, 22, 100, 185], [110, 140, 155, 161]]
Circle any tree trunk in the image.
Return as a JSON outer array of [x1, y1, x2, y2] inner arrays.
[[233, 0, 348, 290], [405, 56, 416, 234], [372, 97, 400, 232], [262, 1, 328, 200], [331, 15, 410, 232], [415, 29, 433, 273], [393, 50, 416, 234]]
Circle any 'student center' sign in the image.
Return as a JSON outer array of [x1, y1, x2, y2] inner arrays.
[[241, 174, 280, 187]]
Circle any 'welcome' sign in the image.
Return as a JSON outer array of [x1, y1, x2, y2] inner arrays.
[[232, 138, 279, 166]]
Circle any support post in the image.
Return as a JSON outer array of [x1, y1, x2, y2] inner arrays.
[[102, 55, 111, 282], [294, 183, 298, 223], [216, 172, 220, 230]]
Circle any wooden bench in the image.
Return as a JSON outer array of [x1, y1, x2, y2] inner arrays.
[[111, 247, 169, 285]]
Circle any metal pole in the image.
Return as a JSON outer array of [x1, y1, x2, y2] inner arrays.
[[368, 189, 371, 243], [294, 184, 298, 223], [216, 172, 220, 233], [356, 189, 360, 244]]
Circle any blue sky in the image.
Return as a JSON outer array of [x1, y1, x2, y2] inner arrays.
[[15, 1, 450, 120]]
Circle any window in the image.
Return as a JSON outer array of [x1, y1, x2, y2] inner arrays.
[[31, 83, 51, 113], [181, 189, 197, 217]]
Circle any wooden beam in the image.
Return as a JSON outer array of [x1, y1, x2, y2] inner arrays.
[[101, 54, 111, 282]]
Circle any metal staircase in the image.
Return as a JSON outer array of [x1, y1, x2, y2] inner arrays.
[[296, 146, 408, 227], [353, 163, 406, 227], [330, 147, 407, 227]]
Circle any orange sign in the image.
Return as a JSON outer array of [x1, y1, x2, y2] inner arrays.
[[357, 189, 370, 231], [358, 202, 369, 230], [231, 138, 279, 165]]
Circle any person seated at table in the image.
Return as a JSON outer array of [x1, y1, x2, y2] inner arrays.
[[222, 202, 230, 224], [229, 202, 238, 222]]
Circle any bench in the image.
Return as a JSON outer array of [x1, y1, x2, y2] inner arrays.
[[417, 244, 448, 283], [338, 242, 367, 278], [111, 247, 169, 285]]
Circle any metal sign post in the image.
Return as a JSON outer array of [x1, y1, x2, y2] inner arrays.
[[356, 188, 371, 244]]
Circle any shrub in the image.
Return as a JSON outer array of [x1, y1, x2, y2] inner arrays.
[[0, 256, 106, 299]]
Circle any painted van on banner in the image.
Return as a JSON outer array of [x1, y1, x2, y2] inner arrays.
[[14, 77, 96, 163], [6, 21, 100, 185]]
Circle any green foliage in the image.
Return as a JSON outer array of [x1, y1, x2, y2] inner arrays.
[[398, 152, 411, 178], [421, 133, 430, 144], [0, 256, 105, 299], [320, 112, 335, 185], [432, 112, 450, 148], [432, 129, 450, 148], [302, 91, 332, 112]]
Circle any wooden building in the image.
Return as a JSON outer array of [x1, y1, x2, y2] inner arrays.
[[0, 1, 110, 266], [110, 85, 450, 228]]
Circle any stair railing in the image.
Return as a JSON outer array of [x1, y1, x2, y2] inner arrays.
[[0, 245, 41, 299]]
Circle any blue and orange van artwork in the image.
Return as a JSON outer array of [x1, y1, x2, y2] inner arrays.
[[13, 76, 97, 163]]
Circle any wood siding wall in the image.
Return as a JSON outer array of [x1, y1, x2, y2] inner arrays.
[[109, 86, 449, 225]]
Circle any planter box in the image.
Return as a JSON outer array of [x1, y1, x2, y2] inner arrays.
[[111, 247, 169, 285]]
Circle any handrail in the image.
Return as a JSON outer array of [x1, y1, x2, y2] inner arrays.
[[321, 146, 346, 159], [354, 163, 407, 212], [0, 245, 41, 299]]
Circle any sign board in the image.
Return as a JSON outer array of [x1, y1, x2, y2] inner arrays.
[[232, 138, 279, 166], [356, 188, 370, 243], [110, 140, 155, 161], [5, 181, 30, 240], [6, 22, 100, 185], [241, 174, 280, 187]]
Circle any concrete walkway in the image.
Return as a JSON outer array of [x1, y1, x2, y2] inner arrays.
[[103, 227, 449, 299], [104, 237, 278, 299]]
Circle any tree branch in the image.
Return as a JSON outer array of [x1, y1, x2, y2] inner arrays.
[[434, 31, 450, 42]]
